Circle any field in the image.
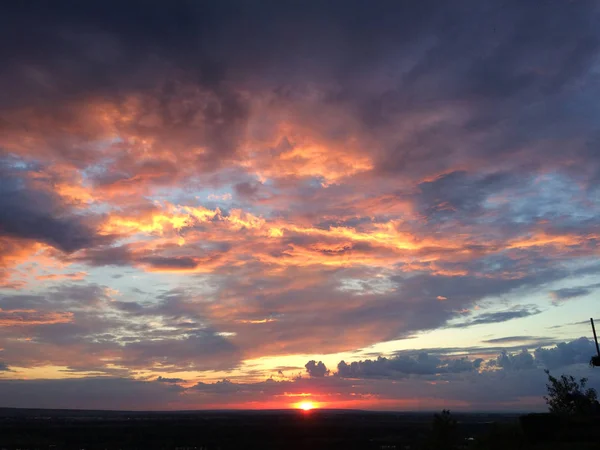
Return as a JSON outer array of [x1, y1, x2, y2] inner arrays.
[[3, 408, 595, 450]]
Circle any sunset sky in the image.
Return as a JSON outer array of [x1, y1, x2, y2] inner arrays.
[[1, 0, 599, 411]]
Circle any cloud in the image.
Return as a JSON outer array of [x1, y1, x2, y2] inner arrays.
[[1, 1, 598, 185], [0, 161, 107, 252], [234, 182, 261, 199], [0, 285, 242, 373], [0, 309, 73, 327], [534, 337, 597, 369], [156, 376, 185, 384], [549, 283, 600, 302], [489, 349, 536, 371], [0, 325, 241, 374], [337, 338, 600, 381], [416, 171, 517, 222], [0, 237, 41, 288], [0, 378, 183, 410], [118, 330, 241, 371], [139, 256, 199, 271], [0, 361, 9, 371], [0, 338, 597, 411], [0, 284, 114, 312], [448, 306, 542, 328], [482, 336, 553, 345], [337, 353, 480, 379], [72, 245, 135, 267], [305, 360, 329, 378], [185, 259, 577, 359]]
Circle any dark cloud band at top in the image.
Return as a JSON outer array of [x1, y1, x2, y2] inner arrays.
[[0, 0, 599, 181]]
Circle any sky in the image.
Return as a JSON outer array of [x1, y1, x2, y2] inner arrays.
[[0, 0, 600, 412]]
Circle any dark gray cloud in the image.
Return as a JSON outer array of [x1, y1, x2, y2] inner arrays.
[[534, 337, 597, 369], [74, 244, 228, 272], [0, 161, 107, 252], [119, 330, 240, 371], [0, 361, 9, 371], [416, 171, 517, 221], [305, 360, 329, 378], [234, 181, 261, 199], [139, 256, 199, 270], [337, 338, 600, 381], [337, 353, 480, 379], [448, 306, 541, 329], [111, 301, 145, 314], [74, 245, 135, 267], [0, 377, 182, 410], [0, 283, 112, 312], [482, 336, 553, 345], [550, 287, 588, 300], [554, 319, 600, 328], [489, 349, 536, 371], [1, 0, 599, 180], [156, 376, 185, 384], [550, 284, 600, 302], [108, 288, 205, 322]]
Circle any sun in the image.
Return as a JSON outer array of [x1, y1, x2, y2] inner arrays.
[[297, 401, 316, 411]]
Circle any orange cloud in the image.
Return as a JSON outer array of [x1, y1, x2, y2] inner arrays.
[[0, 309, 73, 327], [508, 232, 600, 250], [35, 272, 87, 281]]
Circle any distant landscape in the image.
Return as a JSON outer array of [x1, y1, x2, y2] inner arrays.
[[0, 408, 519, 450], [0, 408, 598, 450]]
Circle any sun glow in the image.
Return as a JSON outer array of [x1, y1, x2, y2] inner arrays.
[[297, 401, 316, 411]]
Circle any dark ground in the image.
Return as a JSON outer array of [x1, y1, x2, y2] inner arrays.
[[0, 408, 597, 450]]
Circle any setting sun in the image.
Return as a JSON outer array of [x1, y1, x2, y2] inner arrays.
[[297, 401, 316, 411]]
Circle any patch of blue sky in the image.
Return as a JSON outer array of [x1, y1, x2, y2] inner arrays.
[[82, 265, 217, 302], [80, 157, 118, 181], [485, 171, 599, 224], [337, 275, 395, 295], [150, 184, 208, 204], [1, 155, 31, 170], [84, 202, 115, 215]]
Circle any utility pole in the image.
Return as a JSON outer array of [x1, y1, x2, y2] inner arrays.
[[591, 318, 600, 367]]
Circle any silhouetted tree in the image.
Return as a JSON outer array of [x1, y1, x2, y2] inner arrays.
[[428, 409, 459, 450], [544, 369, 598, 415]]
